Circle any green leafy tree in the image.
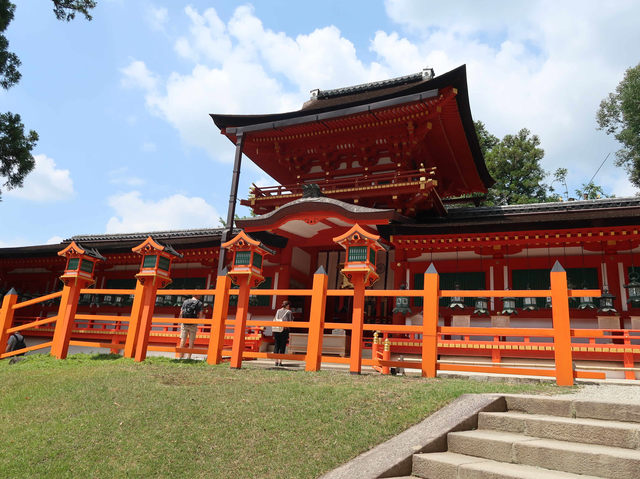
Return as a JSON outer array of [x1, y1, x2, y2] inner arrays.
[[575, 181, 613, 200], [596, 62, 640, 189], [0, 0, 96, 200], [549, 167, 569, 201], [484, 128, 548, 205], [474, 120, 499, 157]]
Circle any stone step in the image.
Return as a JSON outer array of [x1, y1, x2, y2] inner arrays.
[[447, 429, 640, 479], [478, 411, 640, 449], [503, 395, 640, 424], [413, 451, 602, 479]]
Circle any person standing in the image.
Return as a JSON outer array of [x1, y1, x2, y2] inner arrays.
[[273, 300, 293, 367], [178, 294, 204, 359]]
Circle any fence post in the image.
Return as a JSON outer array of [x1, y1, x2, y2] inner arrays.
[[305, 266, 328, 372], [0, 289, 18, 354], [230, 281, 251, 369], [382, 338, 391, 375], [550, 261, 574, 386], [133, 283, 159, 362], [123, 280, 147, 358], [422, 264, 439, 378], [350, 280, 366, 374], [50, 282, 83, 359], [208, 270, 231, 365]]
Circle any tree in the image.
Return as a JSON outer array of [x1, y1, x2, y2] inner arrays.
[[474, 120, 499, 157], [549, 167, 569, 201], [596, 62, 640, 189], [483, 128, 548, 205], [0, 0, 96, 200], [575, 181, 613, 200]]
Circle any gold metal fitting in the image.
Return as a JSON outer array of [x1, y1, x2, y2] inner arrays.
[[384, 338, 391, 351]]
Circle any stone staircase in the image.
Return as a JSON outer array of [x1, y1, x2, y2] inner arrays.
[[405, 395, 640, 479]]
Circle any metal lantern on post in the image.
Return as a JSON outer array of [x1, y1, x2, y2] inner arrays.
[[500, 246, 518, 315], [624, 240, 640, 305], [58, 241, 106, 289], [598, 241, 617, 314], [473, 246, 489, 316], [133, 236, 183, 288]]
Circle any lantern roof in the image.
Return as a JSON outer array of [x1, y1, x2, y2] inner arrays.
[[57, 241, 106, 261], [333, 224, 389, 251], [131, 236, 184, 258], [221, 231, 276, 256]]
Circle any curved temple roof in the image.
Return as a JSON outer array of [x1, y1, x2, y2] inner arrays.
[[210, 65, 494, 197]]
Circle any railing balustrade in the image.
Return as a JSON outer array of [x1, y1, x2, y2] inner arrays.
[[3, 263, 637, 386]]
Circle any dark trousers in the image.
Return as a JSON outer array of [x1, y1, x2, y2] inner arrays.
[[273, 331, 288, 355]]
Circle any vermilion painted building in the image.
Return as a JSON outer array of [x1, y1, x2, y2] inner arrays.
[[1, 65, 639, 376]]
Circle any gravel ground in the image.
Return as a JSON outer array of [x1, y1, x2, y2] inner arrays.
[[564, 383, 640, 403]]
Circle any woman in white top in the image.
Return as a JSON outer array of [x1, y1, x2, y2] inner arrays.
[[273, 300, 293, 366]]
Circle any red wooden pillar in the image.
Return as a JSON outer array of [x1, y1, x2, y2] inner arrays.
[[0, 288, 18, 354], [550, 261, 574, 386], [333, 224, 386, 375], [51, 242, 105, 359], [422, 264, 439, 378], [130, 237, 181, 361], [208, 271, 232, 365], [350, 278, 366, 374], [134, 283, 160, 362], [305, 266, 328, 372], [222, 231, 274, 369], [123, 280, 147, 358], [230, 282, 251, 369]]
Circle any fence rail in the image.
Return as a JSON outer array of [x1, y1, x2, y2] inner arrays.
[[2, 264, 635, 385]]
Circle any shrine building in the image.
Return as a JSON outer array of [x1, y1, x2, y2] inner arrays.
[[1, 65, 639, 380]]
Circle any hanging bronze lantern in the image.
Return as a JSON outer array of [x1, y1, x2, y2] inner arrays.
[[597, 241, 617, 314], [577, 284, 597, 310], [392, 283, 413, 316], [448, 282, 466, 310], [624, 271, 640, 304], [473, 296, 489, 315], [523, 288, 539, 311], [598, 287, 617, 313]]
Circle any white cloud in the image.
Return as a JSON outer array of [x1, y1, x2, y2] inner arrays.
[[46, 236, 64, 245], [106, 191, 221, 234], [5, 154, 74, 202], [146, 5, 169, 32], [121, 59, 160, 92], [121, 1, 640, 194]]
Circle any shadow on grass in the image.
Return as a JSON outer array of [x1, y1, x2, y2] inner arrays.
[[88, 353, 123, 361]]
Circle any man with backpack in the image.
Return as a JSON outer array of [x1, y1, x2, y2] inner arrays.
[[5, 332, 27, 356], [178, 294, 204, 359]]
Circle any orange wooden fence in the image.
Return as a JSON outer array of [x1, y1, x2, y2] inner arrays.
[[2, 262, 631, 386]]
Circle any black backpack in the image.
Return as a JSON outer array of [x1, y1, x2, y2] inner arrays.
[[182, 299, 200, 319], [11, 334, 26, 355]]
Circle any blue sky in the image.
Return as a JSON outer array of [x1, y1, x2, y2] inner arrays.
[[1, 0, 639, 247]]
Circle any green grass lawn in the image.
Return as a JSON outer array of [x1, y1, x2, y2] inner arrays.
[[0, 354, 567, 478]]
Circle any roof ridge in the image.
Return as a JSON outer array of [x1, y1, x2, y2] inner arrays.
[[311, 68, 434, 100]]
